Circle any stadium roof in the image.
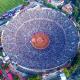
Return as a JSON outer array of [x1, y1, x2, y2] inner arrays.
[[1, 7, 79, 72]]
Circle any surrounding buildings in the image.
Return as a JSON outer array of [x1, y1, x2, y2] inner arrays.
[[62, 3, 73, 14], [47, 0, 64, 6]]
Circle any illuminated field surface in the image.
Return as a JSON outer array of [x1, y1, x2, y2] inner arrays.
[[0, 0, 24, 15]]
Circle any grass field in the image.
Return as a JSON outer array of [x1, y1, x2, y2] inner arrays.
[[0, 0, 24, 16]]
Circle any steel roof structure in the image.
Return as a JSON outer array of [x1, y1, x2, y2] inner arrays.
[[1, 7, 79, 72]]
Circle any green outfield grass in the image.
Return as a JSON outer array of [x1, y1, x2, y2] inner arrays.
[[0, 0, 24, 16]]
